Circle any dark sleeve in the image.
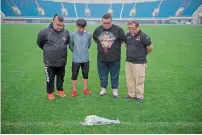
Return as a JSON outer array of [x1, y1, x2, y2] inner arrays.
[[141, 34, 152, 47], [69, 34, 74, 52], [37, 30, 45, 49], [65, 30, 70, 45], [124, 33, 129, 44], [119, 27, 126, 42], [93, 27, 98, 43], [88, 34, 92, 49]]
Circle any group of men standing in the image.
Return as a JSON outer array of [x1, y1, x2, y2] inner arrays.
[[37, 13, 153, 103]]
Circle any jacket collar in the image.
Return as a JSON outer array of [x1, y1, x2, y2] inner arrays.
[[49, 23, 64, 32]]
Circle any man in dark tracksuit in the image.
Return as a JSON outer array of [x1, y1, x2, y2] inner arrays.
[[37, 14, 70, 100], [93, 13, 125, 98]]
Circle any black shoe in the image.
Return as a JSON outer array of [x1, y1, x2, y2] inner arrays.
[[136, 98, 143, 103]]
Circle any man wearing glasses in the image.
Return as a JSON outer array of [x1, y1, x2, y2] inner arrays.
[[37, 14, 70, 100], [125, 20, 153, 103], [93, 13, 125, 98]]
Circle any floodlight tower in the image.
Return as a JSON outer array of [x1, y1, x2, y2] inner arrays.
[[10, 0, 22, 15], [61, 2, 68, 16], [152, 0, 163, 17], [85, 3, 91, 17], [1, 11, 6, 21], [35, 0, 45, 16], [175, 0, 191, 16], [108, 3, 113, 16], [130, 2, 136, 16]]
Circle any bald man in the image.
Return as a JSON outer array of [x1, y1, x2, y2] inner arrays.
[[37, 14, 70, 100]]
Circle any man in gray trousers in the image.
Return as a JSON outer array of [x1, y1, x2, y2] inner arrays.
[[37, 14, 70, 100]]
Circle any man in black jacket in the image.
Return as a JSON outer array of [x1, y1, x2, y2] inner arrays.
[[37, 14, 70, 100], [93, 13, 125, 98]]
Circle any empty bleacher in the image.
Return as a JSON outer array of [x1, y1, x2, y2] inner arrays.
[[1, 0, 202, 18]]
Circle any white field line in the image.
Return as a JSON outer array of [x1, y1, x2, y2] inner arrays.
[[1, 121, 202, 127]]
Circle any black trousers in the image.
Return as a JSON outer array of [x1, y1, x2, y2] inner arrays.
[[44, 66, 65, 94], [71, 61, 89, 80]]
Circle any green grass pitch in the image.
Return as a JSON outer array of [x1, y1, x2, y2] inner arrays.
[[1, 24, 202, 133]]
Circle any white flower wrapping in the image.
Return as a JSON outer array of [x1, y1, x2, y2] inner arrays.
[[80, 115, 120, 125]]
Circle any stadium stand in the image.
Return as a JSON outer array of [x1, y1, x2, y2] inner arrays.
[[1, 0, 202, 24]]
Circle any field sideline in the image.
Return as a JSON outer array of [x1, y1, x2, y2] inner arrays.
[[1, 24, 202, 133]]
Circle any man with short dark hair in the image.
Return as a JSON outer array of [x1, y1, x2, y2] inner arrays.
[[37, 14, 70, 100], [69, 19, 92, 97], [125, 20, 153, 103], [93, 13, 125, 98]]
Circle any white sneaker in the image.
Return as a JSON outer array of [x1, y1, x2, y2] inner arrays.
[[112, 89, 118, 98], [99, 88, 106, 96]]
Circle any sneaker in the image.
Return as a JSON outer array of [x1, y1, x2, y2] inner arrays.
[[56, 90, 66, 97], [112, 89, 118, 98], [136, 98, 143, 103], [71, 90, 77, 97], [83, 88, 91, 95], [47, 93, 55, 100], [99, 88, 106, 96]]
